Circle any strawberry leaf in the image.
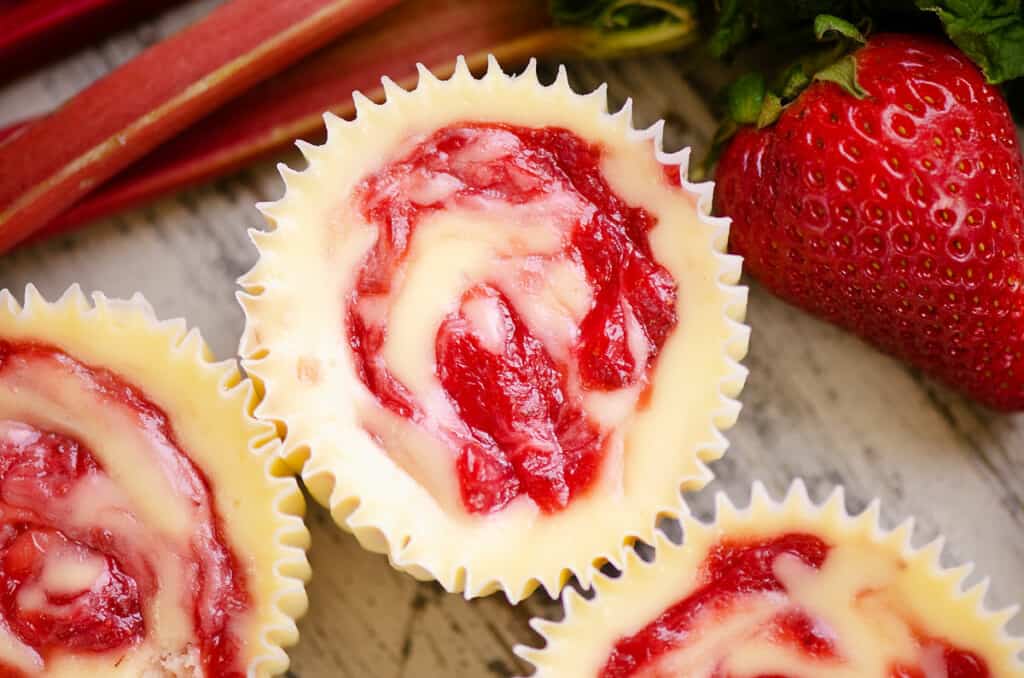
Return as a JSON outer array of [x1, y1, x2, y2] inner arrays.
[[707, 0, 909, 58], [814, 54, 868, 98], [813, 14, 867, 42], [727, 73, 767, 124], [915, 0, 1024, 84], [757, 93, 784, 127], [776, 64, 812, 98]]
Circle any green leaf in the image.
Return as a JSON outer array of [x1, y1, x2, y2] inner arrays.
[[727, 73, 767, 124], [708, 0, 755, 59], [813, 54, 868, 98], [776, 63, 812, 98], [706, 0, 913, 59], [813, 14, 867, 42], [916, 0, 1024, 83], [757, 93, 785, 127]]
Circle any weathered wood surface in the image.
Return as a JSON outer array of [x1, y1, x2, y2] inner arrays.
[[0, 3, 1020, 676]]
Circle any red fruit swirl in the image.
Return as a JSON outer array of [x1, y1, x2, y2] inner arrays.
[[347, 122, 678, 514], [0, 341, 249, 677], [600, 533, 990, 678]]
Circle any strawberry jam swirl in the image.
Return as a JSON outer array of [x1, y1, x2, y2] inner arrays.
[[0, 342, 249, 677], [601, 533, 990, 678], [347, 122, 678, 515]]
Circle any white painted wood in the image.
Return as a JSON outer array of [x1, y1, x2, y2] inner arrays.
[[0, 5, 1020, 676]]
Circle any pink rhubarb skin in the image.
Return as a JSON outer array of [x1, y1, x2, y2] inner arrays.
[[25, 0, 556, 242], [0, 0, 402, 252], [0, 0, 185, 83]]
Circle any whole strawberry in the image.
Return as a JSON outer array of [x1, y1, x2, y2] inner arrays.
[[715, 33, 1024, 410]]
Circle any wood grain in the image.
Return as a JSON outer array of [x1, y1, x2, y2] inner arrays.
[[0, 3, 1020, 676]]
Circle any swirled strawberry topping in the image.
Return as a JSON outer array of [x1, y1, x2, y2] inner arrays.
[[347, 122, 679, 514], [0, 342, 249, 677], [600, 533, 990, 678]]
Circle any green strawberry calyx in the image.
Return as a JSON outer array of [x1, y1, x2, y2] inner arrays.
[[697, 14, 869, 179], [707, 1, 1024, 86]]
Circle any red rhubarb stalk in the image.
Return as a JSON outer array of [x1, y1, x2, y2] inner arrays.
[[0, 0, 186, 83], [22, 0, 700, 242], [0, 0, 401, 252], [36, 0, 561, 238]]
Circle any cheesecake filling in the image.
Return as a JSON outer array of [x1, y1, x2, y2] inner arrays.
[[601, 533, 989, 678], [0, 341, 250, 677], [346, 122, 679, 515]]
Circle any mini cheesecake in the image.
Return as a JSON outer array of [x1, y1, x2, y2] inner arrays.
[[521, 481, 1024, 678], [0, 287, 310, 677], [239, 57, 748, 600]]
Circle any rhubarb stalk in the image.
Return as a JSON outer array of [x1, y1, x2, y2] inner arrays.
[[0, 0, 401, 252], [0, 0, 186, 83], [2, 0, 700, 250], [39, 0, 557, 238]]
